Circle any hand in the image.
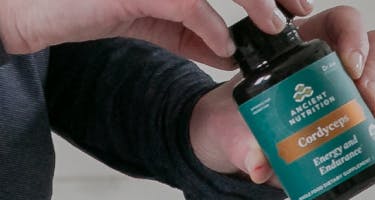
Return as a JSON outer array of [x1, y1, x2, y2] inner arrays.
[[0, 0, 311, 69], [190, 5, 375, 187], [357, 32, 375, 113]]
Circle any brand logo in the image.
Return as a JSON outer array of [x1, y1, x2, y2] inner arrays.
[[293, 83, 314, 103]]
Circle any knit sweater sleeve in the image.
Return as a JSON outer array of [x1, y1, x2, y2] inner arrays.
[[0, 40, 9, 65], [46, 38, 286, 200]]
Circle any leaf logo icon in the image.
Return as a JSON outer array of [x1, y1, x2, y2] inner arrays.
[[293, 84, 314, 103]]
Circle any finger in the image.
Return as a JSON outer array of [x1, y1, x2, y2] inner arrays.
[[245, 141, 274, 184], [298, 6, 369, 79], [174, 27, 236, 70], [357, 31, 375, 113], [191, 76, 273, 183], [233, 0, 287, 34], [124, 18, 236, 70], [277, 0, 314, 16], [197, 76, 274, 183], [131, 0, 235, 57], [218, 116, 273, 184], [218, 78, 273, 183]]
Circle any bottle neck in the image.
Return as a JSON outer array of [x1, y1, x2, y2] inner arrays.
[[231, 20, 304, 77]]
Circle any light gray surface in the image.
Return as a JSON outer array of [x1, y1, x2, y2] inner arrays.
[[53, 1, 375, 199]]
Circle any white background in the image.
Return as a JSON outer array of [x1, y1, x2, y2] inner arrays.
[[52, 0, 375, 199]]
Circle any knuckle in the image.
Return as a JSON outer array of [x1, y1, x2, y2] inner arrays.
[[333, 5, 361, 18]]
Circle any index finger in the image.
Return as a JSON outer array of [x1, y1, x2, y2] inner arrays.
[[233, 0, 313, 35], [130, 0, 236, 58]]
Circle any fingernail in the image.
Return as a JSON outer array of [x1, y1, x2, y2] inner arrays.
[[346, 51, 364, 79], [227, 39, 236, 56], [272, 8, 287, 33], [301, 0, 314, 12]]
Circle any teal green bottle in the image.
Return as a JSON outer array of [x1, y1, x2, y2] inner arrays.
[[230, 17, 375, 200]]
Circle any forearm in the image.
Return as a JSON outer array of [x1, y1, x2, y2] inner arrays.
[[46, 37, 217, 185]]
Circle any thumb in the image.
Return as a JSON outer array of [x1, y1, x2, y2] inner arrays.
[[222, 75, 275, 184], [357, 31, 375, 114], [233, 132, 274, 184], [327, 7, 369, 80], [298, 6, 369, 79], [190, 74, 274, 184]]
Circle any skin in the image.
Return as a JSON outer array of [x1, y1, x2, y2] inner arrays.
[[190, 6, 375, 188], [0, 0, 311, 59], [0, 0, 371, 191]]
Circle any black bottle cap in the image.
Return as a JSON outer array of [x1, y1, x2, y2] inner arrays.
[[229, 17, 302, 75]]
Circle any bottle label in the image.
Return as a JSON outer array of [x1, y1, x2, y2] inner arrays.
[[239, 52, 375, 200]]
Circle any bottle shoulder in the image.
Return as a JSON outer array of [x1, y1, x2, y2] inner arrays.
[[233, 40, 332, 105]]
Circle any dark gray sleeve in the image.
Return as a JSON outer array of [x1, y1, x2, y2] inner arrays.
[[0, 41, 9, 65], [46, 38, 286, 200]]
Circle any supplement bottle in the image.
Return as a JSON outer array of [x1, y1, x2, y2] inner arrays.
[[230, 17, 375, 200]]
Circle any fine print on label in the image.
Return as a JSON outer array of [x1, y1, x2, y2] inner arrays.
[[239, 53, 375, 200], [300, 134, 371, 200]]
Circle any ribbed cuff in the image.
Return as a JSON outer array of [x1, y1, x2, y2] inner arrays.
[[0, 40, 9, 65]]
